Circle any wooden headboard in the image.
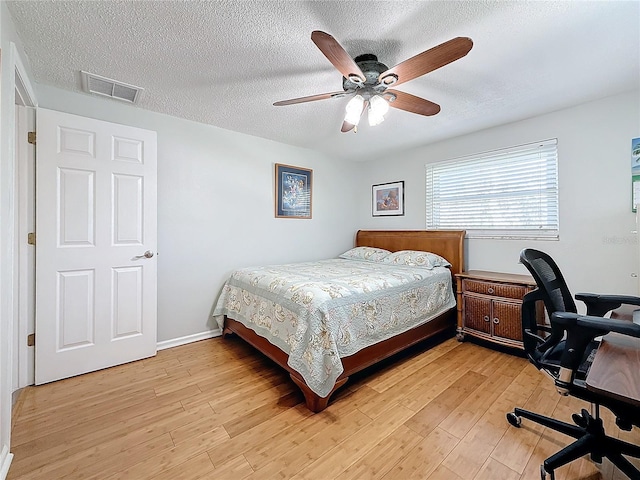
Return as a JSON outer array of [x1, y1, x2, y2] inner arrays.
[[355, 230, 466, 276]]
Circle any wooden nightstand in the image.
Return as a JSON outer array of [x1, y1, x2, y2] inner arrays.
[[455, 270, 544, 350]]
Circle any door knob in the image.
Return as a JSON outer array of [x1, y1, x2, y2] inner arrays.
[[134, 250, 154, 259]]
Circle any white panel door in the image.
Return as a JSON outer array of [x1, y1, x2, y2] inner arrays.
[[35, 108, 157, 384]]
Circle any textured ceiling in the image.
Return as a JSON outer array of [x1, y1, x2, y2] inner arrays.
[[7, 0, 640, 161]]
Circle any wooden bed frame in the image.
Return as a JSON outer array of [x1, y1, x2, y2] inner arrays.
[[222, 229, 466, 412]]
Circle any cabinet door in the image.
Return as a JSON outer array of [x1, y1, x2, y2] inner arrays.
[[492, 300, 523, 342], [463, 295, 491, 334]]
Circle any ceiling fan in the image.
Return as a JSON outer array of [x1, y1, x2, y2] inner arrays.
[[274, 31, 473, 132]]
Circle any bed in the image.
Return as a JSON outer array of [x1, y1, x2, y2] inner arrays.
[[213, 229, 465, 413]]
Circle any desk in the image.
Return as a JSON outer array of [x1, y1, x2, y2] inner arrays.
[[610, 304, 640, 322], [586, 332, 640, 408]]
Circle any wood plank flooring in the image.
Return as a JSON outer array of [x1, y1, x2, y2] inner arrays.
[[8, 335, 639, 480]]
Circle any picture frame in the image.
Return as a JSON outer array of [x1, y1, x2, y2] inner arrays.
[[275, 163, 312, 218], [372, 181, 404, 216]]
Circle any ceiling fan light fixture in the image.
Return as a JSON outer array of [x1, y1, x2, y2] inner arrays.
[[344, 94, 365, 125], [368, 95, 389, 126], [370, 95, 389, 116], [368, 109, 385, 127]]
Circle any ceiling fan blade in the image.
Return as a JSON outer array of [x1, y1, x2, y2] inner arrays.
[[387, 90, 441, 116], [311, 31, 366, 84], [273, 91, 350, 106], [378, 37, 473, 87]]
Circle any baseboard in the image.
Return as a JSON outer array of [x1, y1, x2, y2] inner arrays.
[[11, 388, 22, 409], [156, 328, 222, 351], [0, 445, 13, 480]]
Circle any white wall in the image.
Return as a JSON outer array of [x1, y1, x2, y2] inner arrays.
[[34, 85, 359, 342], [357, 90, 640, 303]]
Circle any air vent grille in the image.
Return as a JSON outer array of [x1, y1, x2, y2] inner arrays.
[[80, 71, 143, 104]]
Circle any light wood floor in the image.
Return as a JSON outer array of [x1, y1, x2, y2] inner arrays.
[[8, 335, 639, 480]]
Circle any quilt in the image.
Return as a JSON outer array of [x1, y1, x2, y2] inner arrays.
[[213, 258, 456, 397]]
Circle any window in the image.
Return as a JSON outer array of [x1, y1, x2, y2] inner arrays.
[[426, 139, 558, 239]]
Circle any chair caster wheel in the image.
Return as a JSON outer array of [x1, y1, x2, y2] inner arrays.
[[506, 412, 522, 428], [541, 465, 555, 480], [572, 412, 587, 427], [571, 408, 590, 428]]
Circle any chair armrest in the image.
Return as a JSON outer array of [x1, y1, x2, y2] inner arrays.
[[577, 315, 640, 338], [575, 293, 640, 316], [553, 311, 640, 338], [575, 293, 640, 305]]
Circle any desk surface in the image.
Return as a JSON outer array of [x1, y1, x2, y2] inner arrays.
[[586, 332, 640, 407]]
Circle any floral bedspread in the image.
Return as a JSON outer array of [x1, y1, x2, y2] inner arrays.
[[212, 258, 455, 398]]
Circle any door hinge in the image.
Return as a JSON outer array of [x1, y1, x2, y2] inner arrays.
[[27, 232, 36, 245], [27, 131, 36, 145], [27, 333, 35, 347]]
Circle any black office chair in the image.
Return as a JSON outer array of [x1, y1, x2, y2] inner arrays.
[[506, 248, 640, 480]]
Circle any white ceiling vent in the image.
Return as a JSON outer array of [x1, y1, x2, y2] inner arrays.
[[80, 71, 143, 104]]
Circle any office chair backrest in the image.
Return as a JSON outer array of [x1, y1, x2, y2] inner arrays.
[[519, 249, 577, 317], [518, 249, 577, 363]]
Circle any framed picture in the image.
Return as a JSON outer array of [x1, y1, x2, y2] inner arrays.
[[372, 181, 404, 216], [275, 163, 312, 218]]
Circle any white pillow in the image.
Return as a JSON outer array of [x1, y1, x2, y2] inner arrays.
[[383, 250, 451, 268], [339, 246, 391, 262]]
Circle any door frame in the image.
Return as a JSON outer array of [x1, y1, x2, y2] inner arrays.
[[14, 44, 37, 391], [15, 105, 36, 389]]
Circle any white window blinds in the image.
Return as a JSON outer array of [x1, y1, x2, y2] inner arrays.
[[426, 139, 559, 239]]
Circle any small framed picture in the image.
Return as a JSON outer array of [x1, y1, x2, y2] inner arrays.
[[275, 163, 312, 218], [372, 181, 404, 216]]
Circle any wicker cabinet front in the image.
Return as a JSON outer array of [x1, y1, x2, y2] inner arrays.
[[462, 279, 527, 300], [462, 295, 491, 334], [456, 271, 538, 350], [491, 300, 523, 342]]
